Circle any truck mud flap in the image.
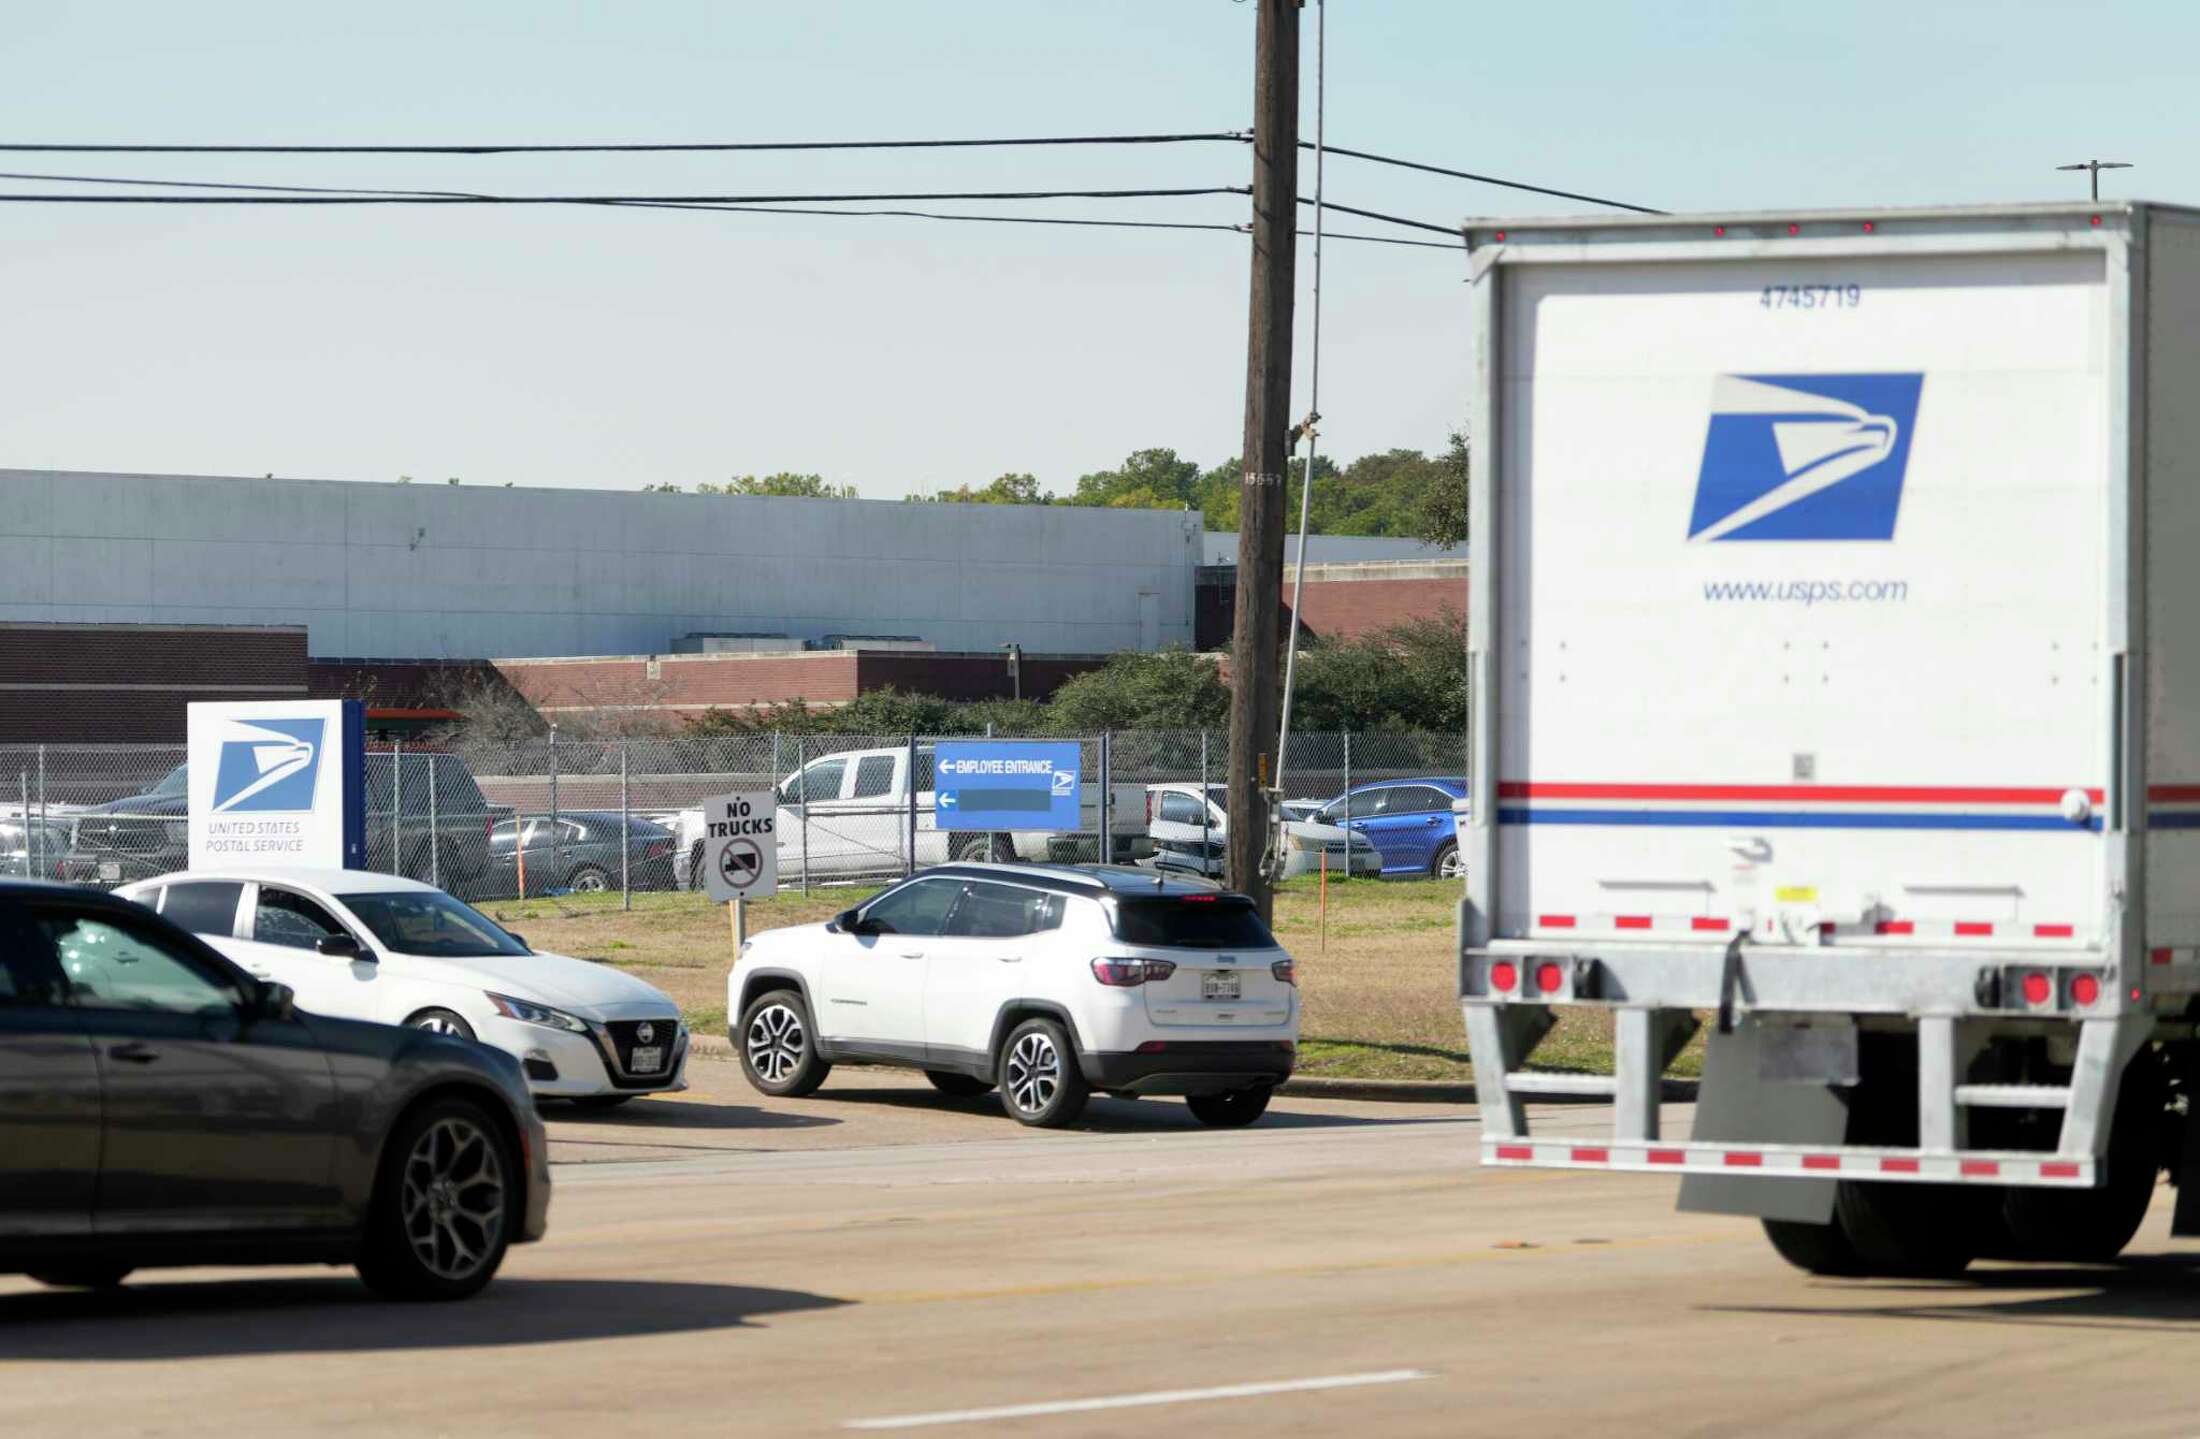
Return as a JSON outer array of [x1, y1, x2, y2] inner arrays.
[[1677, 1018, 1845, 1224]]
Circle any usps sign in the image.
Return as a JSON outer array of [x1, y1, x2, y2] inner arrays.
[[187, 700, 365, 871]]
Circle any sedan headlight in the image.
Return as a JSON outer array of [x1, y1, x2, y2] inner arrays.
[[1285, 832, 1317, 853], [485, 992, 590, 1033]]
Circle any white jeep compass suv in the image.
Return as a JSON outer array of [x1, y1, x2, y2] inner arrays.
[[729, 864, 1298, 1127]]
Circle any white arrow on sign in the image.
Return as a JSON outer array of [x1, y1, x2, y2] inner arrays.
[[937, 792, 957, 810]]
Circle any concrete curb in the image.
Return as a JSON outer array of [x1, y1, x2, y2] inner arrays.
[[688, 1031, 1698, 1105], [1279, 1075, 1701, 1105]]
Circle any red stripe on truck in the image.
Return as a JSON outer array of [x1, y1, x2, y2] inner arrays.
[[1500, 782, 2101, 804]]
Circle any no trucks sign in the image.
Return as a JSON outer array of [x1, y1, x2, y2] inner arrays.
[[700, 789, 779, 902]]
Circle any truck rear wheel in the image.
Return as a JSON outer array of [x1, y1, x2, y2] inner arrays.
[[1997, 1049, 2165, 1263], [1835, 1180, 1982, 1277], [1760, 1216, 1864, 1276]]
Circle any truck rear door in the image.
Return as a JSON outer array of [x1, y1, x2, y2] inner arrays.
[[1485, 244, 2112, 948]]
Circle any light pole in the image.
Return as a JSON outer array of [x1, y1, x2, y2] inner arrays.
[[999, 643, 1022, 702], [2056, 160, 2133, 201]]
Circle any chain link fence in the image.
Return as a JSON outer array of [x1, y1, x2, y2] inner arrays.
[[1, 729, 1464, 902]]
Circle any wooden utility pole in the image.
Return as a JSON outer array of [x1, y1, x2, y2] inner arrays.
[[1225, 0, 1300, 919]]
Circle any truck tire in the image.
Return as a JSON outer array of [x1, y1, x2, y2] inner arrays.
[[1826, 1030, 1980, 1276], [1760, 1217, 1864, 1277], [1998, 1049, 2165, 1263], [953, 833, 1014, 863], [1834, 1180, 1982, 1277]]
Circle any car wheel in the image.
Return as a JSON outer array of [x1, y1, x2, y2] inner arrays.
[[1430, 841, 1465, 880], [28, 1266, 132, 1290], [739, 989, 832, 1097], [566, 1094, 634, 1110], [998, 1017, 1089, 1128], [1186, 1085, 1273, 1127], [407, 1008, 477, 1042], [925, 1070, 995, 1098], [567, 865, 610, 894], [356, 1097, 516, 1301]]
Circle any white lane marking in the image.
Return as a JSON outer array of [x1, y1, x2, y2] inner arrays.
[[843, 1369, 1434, 1430]]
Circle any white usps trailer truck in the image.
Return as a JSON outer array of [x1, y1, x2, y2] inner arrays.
[[1456, 202, 2200, 1274]]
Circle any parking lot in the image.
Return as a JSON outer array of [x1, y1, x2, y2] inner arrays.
[[4, 1055, 2196, 1437]]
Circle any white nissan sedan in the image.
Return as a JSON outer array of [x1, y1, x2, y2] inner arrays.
[[117, 867, 688, 1107]]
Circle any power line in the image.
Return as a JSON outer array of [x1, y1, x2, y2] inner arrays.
[[0, 185, 1249, 206], [1302, 196, 1459, 237], [1310, 140, 1663, 215], [0, 132, 1249, 156], [0, 167, 1462, 250], [618, 199, 1462, 250], [0, 169, 483, 198]]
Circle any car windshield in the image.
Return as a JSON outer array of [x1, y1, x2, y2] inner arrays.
[[151, 764, 188, 797], [1110, 896, 1277, 949], [343, 891, 531, 958]]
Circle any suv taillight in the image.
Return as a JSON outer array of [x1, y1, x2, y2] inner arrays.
[[1271, 958, 1296, 986], [1091, 957, 1178, 987]]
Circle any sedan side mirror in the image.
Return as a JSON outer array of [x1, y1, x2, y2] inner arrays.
[[316, 933, 368, 960], [252, 980, 297, 1023]]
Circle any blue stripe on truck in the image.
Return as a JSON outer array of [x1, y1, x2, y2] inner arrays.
[[1498, 807, 2102, 832]]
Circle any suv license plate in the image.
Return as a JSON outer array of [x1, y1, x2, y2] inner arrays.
[[98, 861, 121, 882], [629, 1045, 663, 1074], [1201, 971, 1241, 1001]]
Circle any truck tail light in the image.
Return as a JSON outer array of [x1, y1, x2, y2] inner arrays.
[[1535, 962, 1565, 995], [1489, 960, 1518, 994], [1091, 957, 1177, 987], [2021, 972, 2053, 1007], [2070, 973, 2101, 1007]]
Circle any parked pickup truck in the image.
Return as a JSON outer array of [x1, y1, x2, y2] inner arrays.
[[63, 753, 513, 891], [671, 742, 1151, 887], [1456, 200, 2200, 1278]]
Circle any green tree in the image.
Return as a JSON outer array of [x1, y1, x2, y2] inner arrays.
[[1414, 431, 1469, 550], [1044, 649, 1229, 732], [698, 473, 857, 499], [1068, 448, 1203, 511], [1288, 610, 1467, 732], [911, 473, 1050, 505]]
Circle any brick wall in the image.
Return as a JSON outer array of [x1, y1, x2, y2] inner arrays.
[[0, 622, 308, 743], [1196, 560, 1468, 647], [495, 648, 1111, 723]]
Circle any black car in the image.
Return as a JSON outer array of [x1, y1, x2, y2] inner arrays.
[[484, 811, 680, 897], [62, 755, 515, 892], [0, 881, 549, 1300]]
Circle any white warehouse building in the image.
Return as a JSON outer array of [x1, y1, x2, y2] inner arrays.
[[0, 469, 1207, 659]]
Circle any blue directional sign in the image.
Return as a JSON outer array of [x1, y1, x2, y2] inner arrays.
[[933, 741, 1082, 832]]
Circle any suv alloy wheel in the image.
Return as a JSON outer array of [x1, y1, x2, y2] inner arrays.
[[998, 1016, 1090, 1128]]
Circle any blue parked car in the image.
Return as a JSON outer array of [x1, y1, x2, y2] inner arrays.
[[1316, 779, 1468, 878]]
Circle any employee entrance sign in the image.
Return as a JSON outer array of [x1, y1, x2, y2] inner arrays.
[[933, 741, 1082, 832], [700, 789, 779, 901]]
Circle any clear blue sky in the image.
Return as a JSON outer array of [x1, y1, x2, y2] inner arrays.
[[0, 1, 2183, 499]]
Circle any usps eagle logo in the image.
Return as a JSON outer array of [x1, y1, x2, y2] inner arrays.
[[1686, 373, 1924, 542], [210, 717, 325, 813]]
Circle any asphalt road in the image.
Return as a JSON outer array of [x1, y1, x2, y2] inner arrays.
[[6, 1058, 2200, 1436]]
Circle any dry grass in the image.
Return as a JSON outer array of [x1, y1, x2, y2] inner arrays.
[[481, 876, 1698, 1083]]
